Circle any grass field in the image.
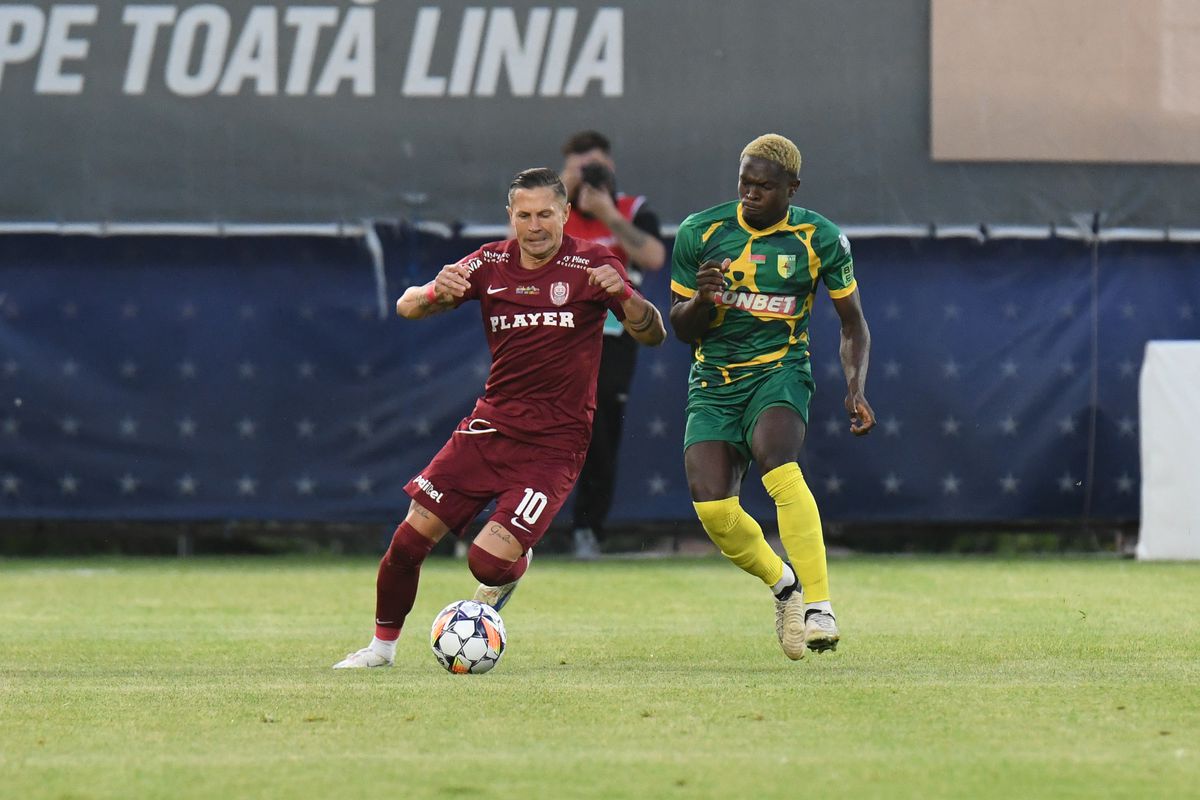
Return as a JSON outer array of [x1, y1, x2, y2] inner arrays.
[[1, 554, 1198, 799]]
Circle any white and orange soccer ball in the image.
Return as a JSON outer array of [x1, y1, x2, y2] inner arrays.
[[430, 600, 507, 674]]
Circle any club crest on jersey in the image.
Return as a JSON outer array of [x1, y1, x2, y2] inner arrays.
[[550, 281, 570, 306], [777, 254, 797, 279]]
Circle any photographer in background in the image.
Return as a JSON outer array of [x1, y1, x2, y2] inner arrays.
[[560, 130, 666, 559]]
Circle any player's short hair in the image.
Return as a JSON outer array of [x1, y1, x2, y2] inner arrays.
[[561, 130, 612, 157], [508, 167, 568, 205], [741, 133, 802, 178]]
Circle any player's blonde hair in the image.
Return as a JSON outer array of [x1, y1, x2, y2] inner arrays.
[[741, 134, 801, 177]]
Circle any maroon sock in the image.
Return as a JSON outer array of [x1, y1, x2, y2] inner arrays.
[[374, 522, 436, 640], [467, 544, 529, 586]]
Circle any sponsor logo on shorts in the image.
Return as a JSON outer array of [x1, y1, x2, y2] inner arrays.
[[509, 516, 531, 533], [414, 474, 443, 503]]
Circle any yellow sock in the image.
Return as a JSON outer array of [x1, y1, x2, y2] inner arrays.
[[692, 497, 783, 587], [762, 463, 829, 603]]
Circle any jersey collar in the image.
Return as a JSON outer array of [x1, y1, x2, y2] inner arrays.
[[736, 203, 796, 236]]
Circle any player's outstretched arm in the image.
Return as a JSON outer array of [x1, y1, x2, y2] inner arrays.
[[396, 263, 471, 320], [668, 258, 728, 343], [587, 265, 666, 346], [832, 289, 875, 436]]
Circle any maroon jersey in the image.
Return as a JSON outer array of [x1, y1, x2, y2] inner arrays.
[[450, 234, 631, 453]]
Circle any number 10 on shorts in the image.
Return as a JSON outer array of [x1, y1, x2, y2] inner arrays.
[[514, 488, 548, 525]]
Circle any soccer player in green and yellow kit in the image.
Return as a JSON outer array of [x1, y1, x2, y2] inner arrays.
[[669, 134, 875, 659]]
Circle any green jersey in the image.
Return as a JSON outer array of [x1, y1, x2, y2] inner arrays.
[[671, 200, 857, 388]]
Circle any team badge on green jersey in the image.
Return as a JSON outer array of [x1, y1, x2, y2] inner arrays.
[[777, 254, 797, 279]]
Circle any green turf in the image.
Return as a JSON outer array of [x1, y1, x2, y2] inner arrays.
[[1, 555, 1197, 799]]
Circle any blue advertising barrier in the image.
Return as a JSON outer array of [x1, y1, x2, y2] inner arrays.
[[1, 233, 1196, 523]]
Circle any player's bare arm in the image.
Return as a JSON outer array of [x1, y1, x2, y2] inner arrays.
[[668, 258, 729, 343], [396, 263, 471, 319], [832, 289, 875, 436], [576, 184, 666, 271], [587, 264, 666, 346]]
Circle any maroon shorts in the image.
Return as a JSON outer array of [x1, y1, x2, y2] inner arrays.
[[403, 417, 585, 550]]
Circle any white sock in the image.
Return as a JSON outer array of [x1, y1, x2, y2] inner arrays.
[[771, 562, 797, 596], [370, 636, 397, 660], [805, 600, 833, 616]]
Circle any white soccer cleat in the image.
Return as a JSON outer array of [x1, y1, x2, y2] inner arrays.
[[774, 584, 807, 660], [472, 549, 532, 612], [332, 646, 393, 669], [804, 609, 840, 653]]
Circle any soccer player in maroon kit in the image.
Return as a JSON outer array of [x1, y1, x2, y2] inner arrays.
[[335, 168, 665, 668]]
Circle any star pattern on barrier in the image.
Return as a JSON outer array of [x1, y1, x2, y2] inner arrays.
[[881, 416, 902, 437], [0, 240, 1169, 522]]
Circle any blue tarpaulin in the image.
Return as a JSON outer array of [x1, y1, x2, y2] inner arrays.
[[1, 233, 1196, 523]]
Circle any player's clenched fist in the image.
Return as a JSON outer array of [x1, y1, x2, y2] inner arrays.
[[695, 258, 730, 304], [586, 265, 633, 299], [432, 263, 471, 302]]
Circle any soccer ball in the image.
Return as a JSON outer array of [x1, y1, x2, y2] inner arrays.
[[430, 600, 507, 674]]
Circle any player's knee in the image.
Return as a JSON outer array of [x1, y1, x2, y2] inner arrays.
[[467, 543, 523, 586], [383, 524, 435, 571], [693, 497, 741, 538]]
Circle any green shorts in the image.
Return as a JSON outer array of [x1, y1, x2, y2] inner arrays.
[[684, 365, 815, 460]]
